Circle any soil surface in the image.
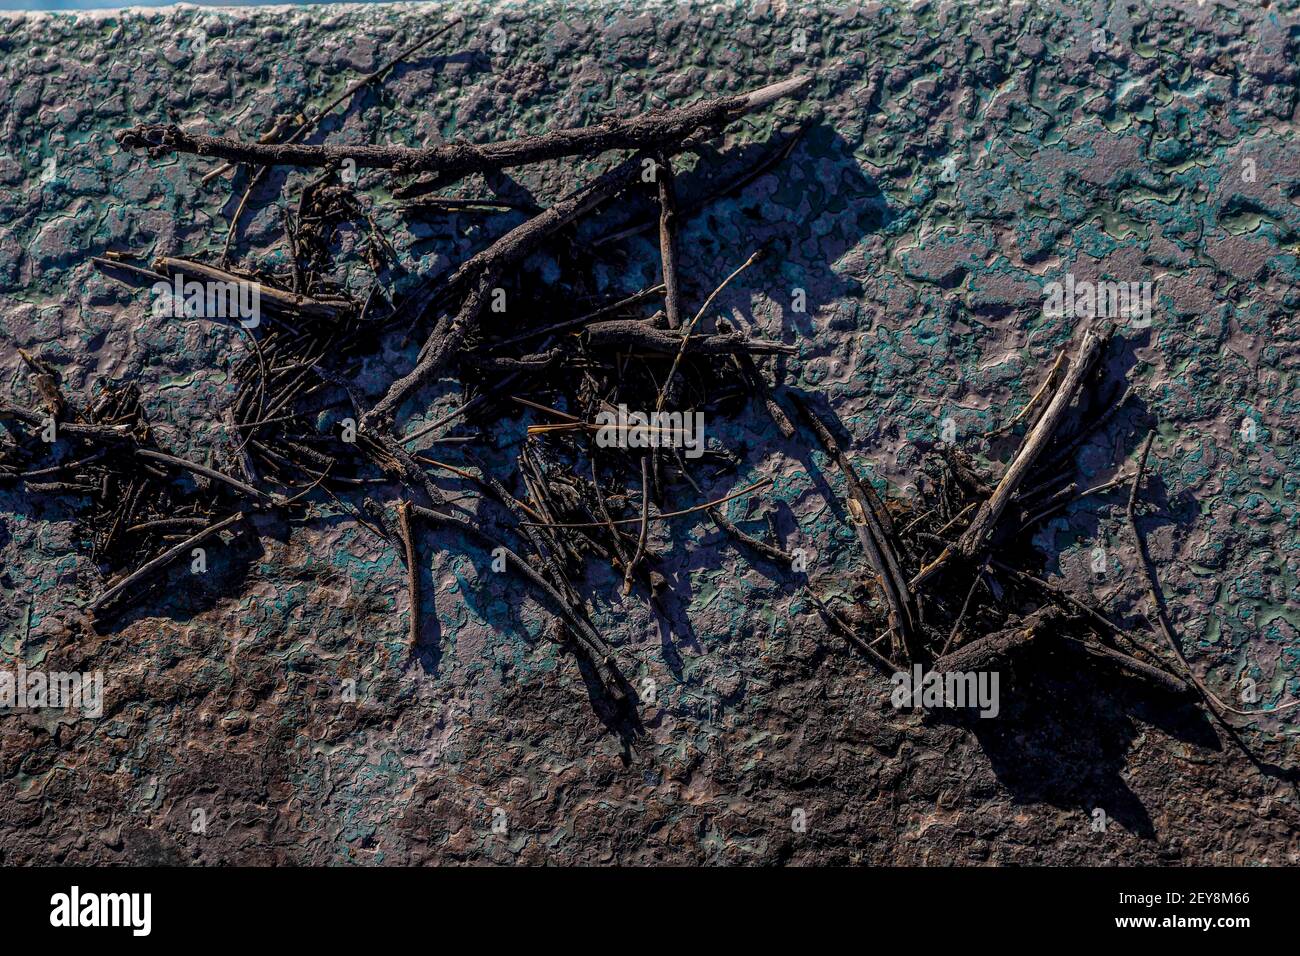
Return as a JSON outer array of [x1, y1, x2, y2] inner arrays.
[[0, 0, 1296, 864]]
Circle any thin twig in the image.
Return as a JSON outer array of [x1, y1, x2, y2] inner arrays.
[[939, 558, 989, 658], [119, 76, 813, 176], [521, 477, 772, 528], [487, 285, 665, 351], [396, 499, 420, 648], [1126, 431, 1299, 717], [409, 504, 625, 700], [90, 512, 244, 614], [984, 348, 1065, 438], [914, 323, 1110, 588], [1041, 382, 1136, 472], [590, 453, 631, 570], [656, 150, 683, 329], [1019, 470, 1133, 531], [623, 455, 651, 595], [673, 449, 791, 564], [135, 449, 284, 506], [789, 393, 916, 662], [805, 587, 902, 672], [654, 249, 763, 416]]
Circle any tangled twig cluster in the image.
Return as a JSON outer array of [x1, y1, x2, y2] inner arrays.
[[3, 23, 1292, 735]]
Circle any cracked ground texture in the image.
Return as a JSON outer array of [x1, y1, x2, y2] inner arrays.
[[0, 0, 1297, 864]]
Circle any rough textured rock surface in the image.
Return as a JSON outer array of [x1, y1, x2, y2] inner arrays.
[[0, 0, 1296, 865]]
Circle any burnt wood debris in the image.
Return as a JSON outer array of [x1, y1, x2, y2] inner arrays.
[[2, 23, 1293, 732]]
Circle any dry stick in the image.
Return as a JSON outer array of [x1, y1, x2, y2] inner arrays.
[[1126, 431, 1300, 717], [850, 495, 914, 665], [201, 112, 299, 185], [1058, 636, 1189, 695], [989, 560, 1127, 640], [406, 196, 542, 214], [1019, 470, 1134, 531], [90, 512, 244, 613], [654, 249, 764, 416], [672, 449, 791, 564], [463, 452, 581, 606], [591, 454, 631, 570], [1040, 382, 1136, 472], [408, 504, 625, 700], [1017, 465, 1076, 504], [731, 351, 796, 439], [788, 393, 916, 661], [87, 254, 167, 283], [623, 455, 651, 595], [988, 558, 1173, 673], [521, 477, 772, 528], [102, 477, 143, 558], [151, 257, 350, 321], [900, 508, 934, 537], [935, 611, 1048, 673], [134, 449, 284, 505], [1020, 476, 1079, 515], [516, 450, 582, 571], [656, 151, 683, 329], [958, 323, 1108, 557], [460, 349, 564, 373], [10, 450, 106, 479], [362, 153, 648, 432], [933, 500, 977, 539], [939, 558, 989, 658], [412, 455, 478, 483], [527, 421, 701, 442], [984, 348, 1066, 438], [399, 371, 525, 447], [118, 75, 813, 176], [511, 396, 582, 422], [0, 401, 133, 443], [395, 500, 420, 648], [585, 320, 793, 355], [26, 481, 96, 495], [805, 587, 902, 672], [361, 433, 446, 508], [214, 20, 461, 263], [91, 258, 305, 339], [125, 516, 212, 535], [487, 285, 665, 351], [594, 123, 807, 247], [913, 323, 1109, 589], [1125, 430, 1154, 523]]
